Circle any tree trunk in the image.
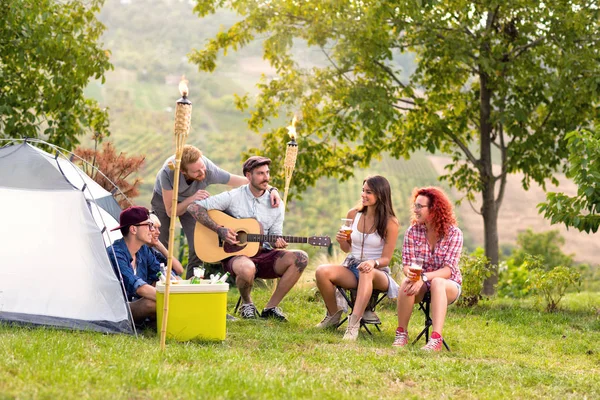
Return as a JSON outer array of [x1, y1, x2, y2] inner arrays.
[[482, 185, 499, 295], [479, 61, 499, 295]]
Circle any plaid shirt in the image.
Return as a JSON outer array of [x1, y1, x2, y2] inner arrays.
[[402, 224, 463, 285]]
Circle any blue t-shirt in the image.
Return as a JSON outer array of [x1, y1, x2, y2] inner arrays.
[[107, 239, 160, 301]]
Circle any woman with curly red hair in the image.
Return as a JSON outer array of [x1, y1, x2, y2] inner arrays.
[[392, 187, 463, 351]]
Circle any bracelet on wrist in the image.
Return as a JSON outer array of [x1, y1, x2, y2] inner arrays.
[[268, 187, 279, 193]]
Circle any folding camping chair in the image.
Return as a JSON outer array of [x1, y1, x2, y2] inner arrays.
[[335, 286, 387, 336], [411, 291, 451, 351]]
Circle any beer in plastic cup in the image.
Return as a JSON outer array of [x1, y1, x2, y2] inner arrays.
[[409, 263, 423, 282], [340, 218, 353, 240]]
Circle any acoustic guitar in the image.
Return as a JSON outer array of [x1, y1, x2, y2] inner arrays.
[[194, 210, 331, 262]]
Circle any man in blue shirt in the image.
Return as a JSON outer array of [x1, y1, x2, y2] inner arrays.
[[107, 206, 161, 324]]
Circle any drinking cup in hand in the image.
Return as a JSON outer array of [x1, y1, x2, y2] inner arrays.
[[340, 218, 353, 240], [409, 263, 423, 282]]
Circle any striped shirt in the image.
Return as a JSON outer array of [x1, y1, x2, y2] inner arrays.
[[194, 185, 284, 236], [402, 224, 463, 285]]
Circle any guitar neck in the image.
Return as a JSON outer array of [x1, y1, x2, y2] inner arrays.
[[247, 234, 309, 244]]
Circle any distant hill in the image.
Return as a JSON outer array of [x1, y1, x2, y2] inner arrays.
[[429, 156, 599, 265]]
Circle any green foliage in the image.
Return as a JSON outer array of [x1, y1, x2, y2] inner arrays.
[[0, 0, 112, 149], [457, 248, 493, 307], [511, 229, 574, 270], [529, 265, 582, 312], [498, 230, 578, 299], [538, 128, 600, 233], [498, 257, 533, 298], [191, 0, 600, 275]]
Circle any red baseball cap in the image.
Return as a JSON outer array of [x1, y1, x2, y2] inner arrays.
[[111, 206, 150, 231]]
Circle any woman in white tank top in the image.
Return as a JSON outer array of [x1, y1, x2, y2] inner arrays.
[[315, 175, 400, 341]]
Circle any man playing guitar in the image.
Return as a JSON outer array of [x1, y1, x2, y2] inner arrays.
[[187, 156, 308, 322]]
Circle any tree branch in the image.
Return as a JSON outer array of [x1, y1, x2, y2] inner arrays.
[[373, 60, 407, 89], [488, 5, 501, 32], [320, 47, 353, 84], [448, 132, 480, 167], [504, 37, 546, 61], [468, 197, 483, 216], [392, 104, 414, 111]]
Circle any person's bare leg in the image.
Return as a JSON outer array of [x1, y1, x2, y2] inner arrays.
[[231, 256, 257, 304], [396, 279, 427, 330], [265, 250, 308, 309], [430, 278, 459, 335], [129, 298, 156, 324], [315, 264, 357, 314], [352, 269, 388, 318]]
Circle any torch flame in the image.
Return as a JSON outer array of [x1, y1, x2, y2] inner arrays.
[[179, 76, 189, 97], [286, 115, 297, 140]]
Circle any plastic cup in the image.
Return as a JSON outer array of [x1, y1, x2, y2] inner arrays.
[[340, 218, 353, 240], [409, 263, 423, 282]]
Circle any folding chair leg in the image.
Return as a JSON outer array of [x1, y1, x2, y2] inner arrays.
[[412, 296, 451, 351], [233, 295, 242, 314], [412, 323, 430, 345], [361, 321, 372, 336]]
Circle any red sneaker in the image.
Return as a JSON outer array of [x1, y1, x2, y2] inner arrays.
[[422, 336, 443, 351], [392, 329, 409, 347]]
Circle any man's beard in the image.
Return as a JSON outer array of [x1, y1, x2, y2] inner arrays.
[[251, 180, 269, 191], [183, 172, 205, 182]]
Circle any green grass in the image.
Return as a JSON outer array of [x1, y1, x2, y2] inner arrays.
[[1, 285, 598, 399]]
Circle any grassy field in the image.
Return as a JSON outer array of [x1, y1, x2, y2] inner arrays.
[[1, 284, 598, 399]]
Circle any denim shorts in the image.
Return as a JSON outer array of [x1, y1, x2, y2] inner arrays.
[[342, 255, 400, 299]]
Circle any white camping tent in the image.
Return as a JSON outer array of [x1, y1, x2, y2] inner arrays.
[[0, 141, 133, 334]]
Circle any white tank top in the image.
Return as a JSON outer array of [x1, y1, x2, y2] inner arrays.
[[349, 212, 385, 260]]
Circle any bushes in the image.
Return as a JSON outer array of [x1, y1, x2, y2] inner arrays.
[[457, 248, 493, 307], [529, 263, 582, 311], [500, 256, 583, 311]]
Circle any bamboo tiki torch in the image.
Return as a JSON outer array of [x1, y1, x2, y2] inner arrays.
[[282, 116, 298, 207], [160, 78, 192, 351]]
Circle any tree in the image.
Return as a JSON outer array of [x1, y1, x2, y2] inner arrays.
[[74, 141, 145, 209], [191, 1, 600, 294], [0, 0, 111, 150], [511, 229, 574, 270], [538, 128, 600, 234]]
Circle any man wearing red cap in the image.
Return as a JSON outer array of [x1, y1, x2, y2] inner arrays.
[[106, 206, 161, 324], [188, 156, 308, 322]]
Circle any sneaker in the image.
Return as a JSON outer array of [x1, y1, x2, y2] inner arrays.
[[392, 329, 409, 347], [261, 307, 288, 322], [422, 336, 443, 351], [315, 309, 343, 329], [362, 309, 381, 324], [226, 314, 237, 321], [239, 303, 259, 319], [342, 314, 361, 341]]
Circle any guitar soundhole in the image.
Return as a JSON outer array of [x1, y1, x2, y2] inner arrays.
[[223, 230, 248, 254]]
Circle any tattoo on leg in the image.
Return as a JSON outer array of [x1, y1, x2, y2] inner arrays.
[[294, 252, 308, 273]]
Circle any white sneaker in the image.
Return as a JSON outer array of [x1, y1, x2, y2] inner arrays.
[[315, 309, 343, 329], [342, 314, 361, 341], [362, 309, 381, 324], [239, 303, 259, 319]]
